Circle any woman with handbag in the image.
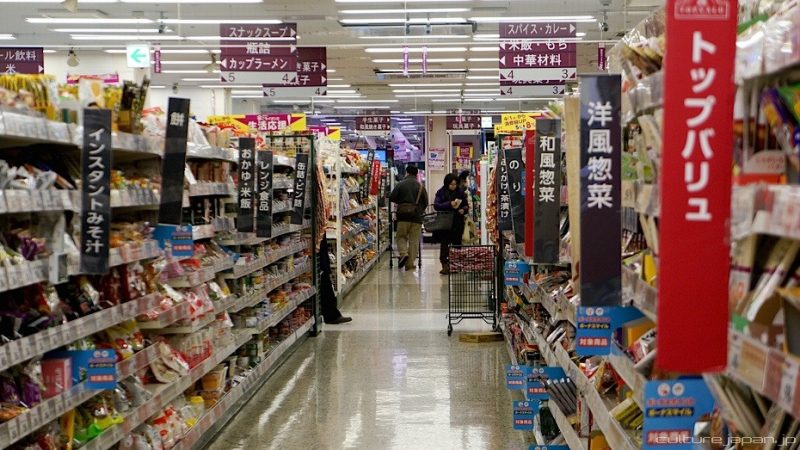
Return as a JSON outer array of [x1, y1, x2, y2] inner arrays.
[[433, 173, 469, 274]]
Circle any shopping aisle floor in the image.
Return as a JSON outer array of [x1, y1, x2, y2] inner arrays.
[[207, 248, 528, 450]]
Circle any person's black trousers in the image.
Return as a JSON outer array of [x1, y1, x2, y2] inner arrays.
[[438, 218, 465, 264]]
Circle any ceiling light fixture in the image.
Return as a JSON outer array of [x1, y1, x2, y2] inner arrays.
[[337, 99, 399, 103], [468, 68, 499, 72], [199, 84, 261, 88], [340, 17, 467, 25], [388, 82, 463, 87], [67, 48, 79, 67], [469, 15, 596, 23], [333, 105, 393, 109], [155, 60, 211, 65], [469, 46, 499, 52], [232, 95, 263, 99], [327, 90, 358, 94], [339, 7, 469, 13], [372, 57, 464, 63], [392, 88, 461, 93], [395, 93, 461, 98], [328, 84, 351, 88], [0, 34, 15, 40], [359, 34, 468, 39], [162, 69, 221, 74], [53, 28, 164, 33], [27, 17, 152, 24], [466, 75, 499, 79], [465, 82, 499, 86], [162, 19, 281, 24], [336, 0, 467, 3], [71, 34, 185, 40], [493, 97, 558, 102], [468, 57, 497, 62], [366, 46, 466, 53]]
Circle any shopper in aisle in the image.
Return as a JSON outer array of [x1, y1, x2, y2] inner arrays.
[[318, 238, 352, 324], [433, 173, 469, 274], [389, 165, 427, 271]]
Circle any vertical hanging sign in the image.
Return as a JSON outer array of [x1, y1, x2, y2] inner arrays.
[[422, 45, 428, 75], [291, 152, 310, 225], [579, 74, 622, 306], [80, 108, 112, 274], [657, 0, 737, 373], [533, 119, 562, 263], [524, 130, 536, 257], [597, 43, 606, 71], [361, 148, 375, 199], [158, 97, 190, 225], [402, 46, 409, 76], [154, 45, 162, 74], [255, 150, 273, 238], [497, 151, 512, 231], [237, 137, 256, 232], [506, 147, 525, 244], [370, 158, 381, 196]]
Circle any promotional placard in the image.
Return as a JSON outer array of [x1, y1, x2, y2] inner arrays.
[[576, 306, 644, 356], [657, 0, 737, 373], [71, 350, 117, 390], [503, 259, 529, 286], [506, 364, 529, 390], [237, 138, 256, 232], [80, 109, 112, 274], [158, 97, 190, 225], [512, 401, 536, 431], [497, 150, 512, 231], [506, 147, 525, 243], [291, 152, 310, 225], [235, 114, 306, 133], [643, 379, 716, 449], [579, 74, 622, 306], [153, 225, 193, 258], [533, 119, 562, 263], [369, 159, 381, 196], [256, 150, 273, 238], [429, 147, 446, 171], [361, 149, 375, 199], [525, 367, 566, 402]]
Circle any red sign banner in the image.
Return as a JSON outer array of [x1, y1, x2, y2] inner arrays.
[[235, 114, 302, 132], [370, 159, 381, 195], [657, 0, 737, 373], [524, 129, 536, 258]]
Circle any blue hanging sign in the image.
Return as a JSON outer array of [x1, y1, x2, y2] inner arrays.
[[71, 350, 117, 390], [529, 446, 570, 450], [504, 259, 529, 286], [506, 364, 529, 390], [512, 400, 536, 431], [526, 366, 566, 401], [576, 306, 644, 356], [643, 379, 716, 449], [153, 224, 194, 258]]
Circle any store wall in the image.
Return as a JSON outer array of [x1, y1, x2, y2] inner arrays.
[[426, 115, 449, 196]]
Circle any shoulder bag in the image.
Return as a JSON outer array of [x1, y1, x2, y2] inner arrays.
[[396, 183, 423, 221]]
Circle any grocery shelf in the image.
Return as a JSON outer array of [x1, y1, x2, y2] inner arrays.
[[172, 318, 316, 450], [145, 312, 216, 335], [549, 396, 589, 450], [272, 201, 294, 214], [217, 233, 268, 246], [192, 224, 216, 240], [342, 203, 374, 217], [338, 256, 378, 298], [109, 240, 162, 267], [167, 258, 235, 288], [188, 182, 236, 197], [326, 225, 369, 240], [228, 289, 267, 314], [273, 154, 295, 168], [241, 288, 315, 335], [186, 144, 237, 163], [499, 321, 519, 366], [137, 301, 192, 330], [621, 266, 657, 322], [337, 241, 372, 265], [607, 346, 646, 409], [273, 178, 294, 190], [116, 344, 159, 379]]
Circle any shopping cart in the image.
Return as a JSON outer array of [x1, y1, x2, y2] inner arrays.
[[447, 245, 498, 336]]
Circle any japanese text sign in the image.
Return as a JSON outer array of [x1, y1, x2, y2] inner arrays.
[[657, 0, 737, 373], [0, 47, 44, 74], [235, 114, 306, 133], [80, 109, 112, 274], [506, 364, 529, 389], [500, 22, 577, 39], [502, 113, 539, 131], [497, 150, 512, 231], [158, 97, 190, 225], [370, 159, 381, 196], [643, 379, 716, 449], [220, 23, 297, 40], [506, 147, 526, 243], [256, 151, 273, 238], [361, 148, 375, 198], [499, 42, 576, 95], [219, 23, 297, 84], [263, 46, 328, 97], [512, 401, 536, 431], [153, 225, 193, 258], [503, 259, 529, 286], [446, 113, 481, 131], [291, 152, 310, 225], [526, 367, 566, 402], [532, 120, 562, 263], [356, 115, 390, 135], [579, 74, 622, 306], [71, 350, 117, 390], [576, 306, 644, 356], [237, 138, 256, 232]]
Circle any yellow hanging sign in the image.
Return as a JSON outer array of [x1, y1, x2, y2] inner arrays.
[[500, 113, 541, 131]]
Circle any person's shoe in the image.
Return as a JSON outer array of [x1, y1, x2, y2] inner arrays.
[[326, 316, 352, 324], [398, 256, 408, 268], [405, 264, 417, 271], [439, 263, 450, 275]]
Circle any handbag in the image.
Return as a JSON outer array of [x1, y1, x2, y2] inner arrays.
[[423, 210, 455, 232], [396, 184, 423, 221]]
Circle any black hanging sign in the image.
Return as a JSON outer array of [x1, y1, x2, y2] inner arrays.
[[80, 108, 112, 274], [533, 119, 563, 263], [256, 150, 273, 237], [237, 137, 256, 232], [290, 152, 310, 225], [360, 148, 375, 199], [497, 150, 512, 231], [579, 74, 622, 306], [158, 97, 191, 225]]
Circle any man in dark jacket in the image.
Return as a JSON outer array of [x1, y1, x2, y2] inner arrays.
[[389, 165, 428, 270]]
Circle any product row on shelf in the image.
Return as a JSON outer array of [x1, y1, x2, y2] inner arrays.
[[494, 1, 800, 448]]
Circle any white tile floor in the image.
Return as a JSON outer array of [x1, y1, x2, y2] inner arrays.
[[206, 249, 529, 450]]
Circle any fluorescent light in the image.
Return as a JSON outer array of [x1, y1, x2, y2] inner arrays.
[[125, 0, 261, 2], [53, 28, 163, 33], [494, 97, 558, 102], [577, 32, 587, 37], [469, 68, 499, 72], [431, 98, 468, 102], [333, 105, 392, 109], [366, 46, 466, 53], [470, 46, 499, 52], [328, 77, 344, 81], [465, 82, 499, 86], [156, 60, 211, 65], [340, 7, 469, 13], [328, 84, 351, 88], [395, 93, 461, 98], [466, 75, 498, 80], [0, 34, 15, 40], [163, 69, 221, 74], [390, 110, 401, 113], [231, 90, 262, 94], [462, 98, 493, 102], [327, 90, 358, 94], [463, 92, 496, 97], [43, 49, 57, 53], [27, 17, 152, 24], [359, 34, 468, 39], [161, 19, 281, 24], [71, 34, 185, 41], [373, 57, 464, 63], [341, 17, 467, 25], [199, 84, 260, 88], [232, 95, 263, 98], [389, 82, 462, 87], [328, 69, 337, 73], [464, 88, 499, 92], [377, 68, 466, 73], [393, 88, 461, 93], [473, 33, 499, 40], [470, 15, 596, 23], [337, 99, 399, 103], [272, 99, 336, 104], [468, 57, 497, 62], [337, 0, 466, 2]]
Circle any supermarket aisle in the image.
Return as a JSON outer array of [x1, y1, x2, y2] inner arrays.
[[206, 248, 527, 450]]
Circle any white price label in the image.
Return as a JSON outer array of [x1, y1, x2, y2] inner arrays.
[[0, 191, 7, 214], [7, 341, 22, 365], [28, 407, 41, 430], [16, 413, 30, 437], [29, 190, 43, 211], [53, 395, 65, 416], [61, 191, 73, 210], [0, 267, 8, 293], [0, 346, 8, 369], [6, 417, 19, 442]]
